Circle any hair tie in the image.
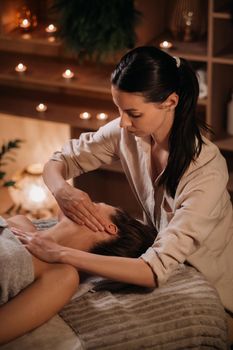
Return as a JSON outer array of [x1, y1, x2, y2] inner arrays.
[[173, 56, 181, 68]]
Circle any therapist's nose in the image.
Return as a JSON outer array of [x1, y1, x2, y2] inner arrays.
[[120, 113, 132, 128]]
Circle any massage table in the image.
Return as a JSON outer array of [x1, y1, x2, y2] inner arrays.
[[0, 220, 228, 350]]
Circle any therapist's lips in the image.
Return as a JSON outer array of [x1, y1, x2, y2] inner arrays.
[[127, 129, 143, 136]]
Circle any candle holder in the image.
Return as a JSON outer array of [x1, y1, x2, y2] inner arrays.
[[16, 6, 37, 32], [62, 69, 75, 79], [45, 24, 57, 34], [159, 41, 173, 51], [15, 63, 27, 74], [36, 103, 48, 113]]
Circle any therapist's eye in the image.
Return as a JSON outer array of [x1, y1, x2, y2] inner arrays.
[[128, 113, 142, 119]]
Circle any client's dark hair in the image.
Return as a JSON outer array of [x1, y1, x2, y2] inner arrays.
[[91, 209, 157, 258]]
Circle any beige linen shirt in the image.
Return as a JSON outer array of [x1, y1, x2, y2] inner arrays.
[[52, 118, 233, 312]]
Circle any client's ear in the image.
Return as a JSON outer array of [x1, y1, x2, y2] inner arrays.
[[105, 223, 118, 235]]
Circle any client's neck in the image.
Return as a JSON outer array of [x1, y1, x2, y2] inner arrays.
[[38, 216, 98, 252]]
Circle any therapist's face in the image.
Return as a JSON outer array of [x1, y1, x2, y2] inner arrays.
[[111, 85, 176, 139]]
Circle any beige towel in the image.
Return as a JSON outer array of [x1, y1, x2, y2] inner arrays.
[[0, 217, 34, 305]]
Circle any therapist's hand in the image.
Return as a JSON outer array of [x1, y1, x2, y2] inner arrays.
[[54, 182, 107, 232], [12, 227, 62, 263]]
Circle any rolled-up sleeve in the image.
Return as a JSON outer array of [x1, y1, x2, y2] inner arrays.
[[51, 118, 121, 180], [141, 156, 230, 287]]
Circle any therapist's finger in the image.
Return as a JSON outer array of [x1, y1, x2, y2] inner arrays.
[[81, 202, 107, 229], [76, 208, 105, 232], [71, 203, 105, 231], [16, 234, 31, 245], [68, 212, 85, 226], [11, 227, 27, 236]]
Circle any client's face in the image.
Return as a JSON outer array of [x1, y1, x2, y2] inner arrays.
[[94, 202, 117, 220], [89, 202, 119, 242]]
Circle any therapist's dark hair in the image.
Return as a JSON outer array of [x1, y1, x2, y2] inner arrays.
[[111, 46, 211, 197], [91, 209, 156, 258]]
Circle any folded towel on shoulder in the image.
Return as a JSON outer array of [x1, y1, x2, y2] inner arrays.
[[0, 217, 34, 305]]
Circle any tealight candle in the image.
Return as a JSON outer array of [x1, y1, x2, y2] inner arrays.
[[15, 63, 27, 73], [62, 69, 74, 79], [96, 113, 108, 121], [159, 40, 173, 50], [20, 18, 31, 30], [36, 103, 47, 112], [80, 112, 91, 120], [45, 24, 57, 34]]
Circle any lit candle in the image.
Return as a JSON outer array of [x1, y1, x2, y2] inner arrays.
[[62, 69, 74, 79], [45, 24, 57, 34], [96, 113, 108, 121], [159, 40, 173, 50], [15, 63, 27, 73], [36, 103, 47, 112], [80, 112, 91, 120], [20, 18, 31, 29]]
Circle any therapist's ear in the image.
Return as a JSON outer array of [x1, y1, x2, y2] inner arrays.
[[162, 92, 179, 110], [105, 223, 118, 235]]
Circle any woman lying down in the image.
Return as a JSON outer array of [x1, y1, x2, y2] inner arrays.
[[0, 202, 156, 345]]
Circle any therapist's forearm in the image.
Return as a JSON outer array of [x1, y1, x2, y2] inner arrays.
[[43, 160, 67, 196], [60, 248, 157, 288]]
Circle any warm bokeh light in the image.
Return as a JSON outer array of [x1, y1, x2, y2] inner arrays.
[[62, 69, 74, 79], [36, 103, 47, 112], [9, 163, 55, 213], [80, 112, 91, 120], [96, 112, 108, 121]]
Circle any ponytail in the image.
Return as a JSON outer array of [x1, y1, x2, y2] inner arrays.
[[159, 58, 211, 197]]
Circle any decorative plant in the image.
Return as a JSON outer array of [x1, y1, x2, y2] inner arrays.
[[0, 139, 23, 188], [51, 0, 141, 61]]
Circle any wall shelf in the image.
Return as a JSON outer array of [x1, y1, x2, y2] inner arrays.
[[152, 35, 208, 62], [0, 50, 114, 98], [0, 86, 117, 131], [213, 12, 231, 19], [0, 30, 62, 57], [0, 0, 232, 202], [212, 44, 233, 64]]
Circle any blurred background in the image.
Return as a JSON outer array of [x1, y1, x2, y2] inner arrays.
[[0, 0, 232, 218]]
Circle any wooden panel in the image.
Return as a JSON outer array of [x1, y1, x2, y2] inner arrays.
[[215, 138, 233, 152], [0, 86, 117, 131], [211, 64, 233, 136], [213, 0, 231, 12], [213, 18, 233, 57]]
